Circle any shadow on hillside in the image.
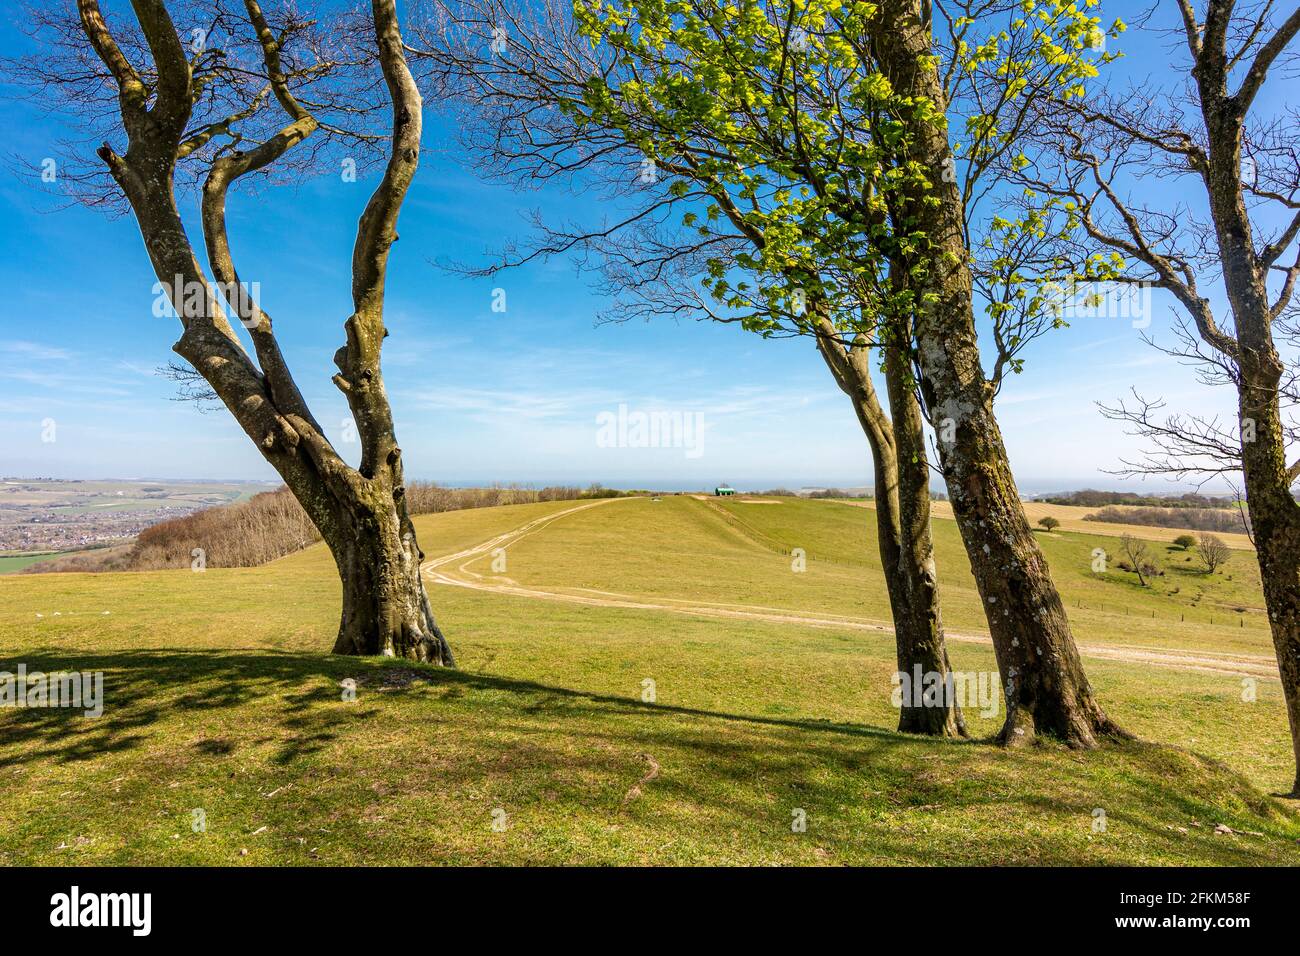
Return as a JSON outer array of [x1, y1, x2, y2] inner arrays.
[[2, 647, 1294, 864], [0, 646, 914, 768]]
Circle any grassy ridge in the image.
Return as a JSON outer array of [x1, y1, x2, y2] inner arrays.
[[0, 498, 1296, 865]]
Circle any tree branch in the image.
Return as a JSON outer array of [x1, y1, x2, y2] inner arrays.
[[1233, 6, 1300, 115]]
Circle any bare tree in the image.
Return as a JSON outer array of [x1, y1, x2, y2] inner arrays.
[[1024, 0, 1300, 791], [14, 0, 453, 663], [1120, 533, 1157, 587], [1197, 533, 1232, 574]]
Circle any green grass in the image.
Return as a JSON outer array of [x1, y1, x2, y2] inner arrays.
[[0, 498, 1296, 865], [0, 553, 61, 575], [720, 496, 1270, 645], [488, 496, 1272, 654]]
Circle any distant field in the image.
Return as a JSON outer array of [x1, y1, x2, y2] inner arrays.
[[0, 553, 59, 574], [0, 548, 122, 576], [661, 496, 1268, 641], [919, 498, 1254, 550], [2, 496, 1295, 865]]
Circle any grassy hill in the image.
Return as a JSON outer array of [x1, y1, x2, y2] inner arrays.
[[1, 497, 1296, 865], [484, 495, 1271, 650]]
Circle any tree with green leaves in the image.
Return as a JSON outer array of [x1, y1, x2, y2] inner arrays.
[[421, 0, 1128, 746], [861, 0, 1129, 746], [420, 0, 969, 735]]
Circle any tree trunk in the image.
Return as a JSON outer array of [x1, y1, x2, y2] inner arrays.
[[1197, 78, 1300, 795], [871, 0, 1123, 748], [884, 330, 964, 737], [1239, 383, 1300, 796], [814, 317, 965, 737], [328, 492, 454, 663]]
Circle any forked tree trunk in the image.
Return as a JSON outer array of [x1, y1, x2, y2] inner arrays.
[[77, 0, 454, 664], [328, 490, 453, 662], [871, 0, 1124, 747], [814, 315, 965, 737]]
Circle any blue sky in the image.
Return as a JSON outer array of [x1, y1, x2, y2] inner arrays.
[[0, 4, 1277, 494]]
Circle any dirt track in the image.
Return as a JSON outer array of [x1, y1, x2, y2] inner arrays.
[[422, 498, 1278, 680]]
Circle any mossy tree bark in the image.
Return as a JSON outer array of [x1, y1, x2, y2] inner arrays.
[[871, 0, 1124, 747], [882, 317, 964, 737], [1238, 363, 1300, 795], [76, 0, 452, 663], [701, 192, 966, 737], [814, 309, 965, 737], [1190, 4, 1300, 792]]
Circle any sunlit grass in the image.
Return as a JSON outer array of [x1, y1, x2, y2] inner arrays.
[[0, 498, 1296, 865]]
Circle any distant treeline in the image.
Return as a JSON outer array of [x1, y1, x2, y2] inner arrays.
[[1084, 505, 1250, 535], [27, 483, 629, 573], [755, 488, 875, 499], [1041, 489, 1236, 510]]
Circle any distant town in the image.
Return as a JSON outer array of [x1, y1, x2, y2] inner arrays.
[[0, 478, 278, 554]]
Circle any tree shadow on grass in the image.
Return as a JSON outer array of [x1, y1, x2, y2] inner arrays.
[[2, 647, 1294, 865], [0, 648, 363, 769], [0, 646, 913, 770]]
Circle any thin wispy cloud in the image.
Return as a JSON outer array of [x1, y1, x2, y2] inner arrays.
[[405, 385, 619, 422], [0, 340, 72, 361]]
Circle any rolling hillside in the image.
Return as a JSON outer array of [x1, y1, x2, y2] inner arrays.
[[1, 497, 1296, 865]]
